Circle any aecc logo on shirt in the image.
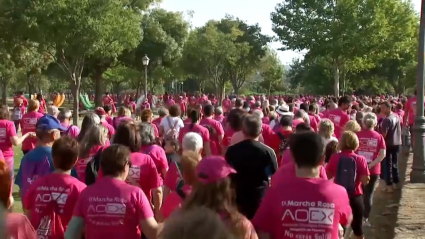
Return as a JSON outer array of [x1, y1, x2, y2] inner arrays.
[[87, 203, 126, 215], [281, 207, 334, 225]]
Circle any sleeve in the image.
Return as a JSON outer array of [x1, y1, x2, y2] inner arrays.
[[178, 119, 184, 128], [216, 122, 224, 136], [7, 122, 17, 137], [202, 128, 210, 143], [251, 187, 275, 233], [164, 163, 177, 189], [156, 149, 169, 171], [359, 156, 370, 177], [147, 158, 162, 189], [266, 150, 278, 177], [135, 189, 154, 220]]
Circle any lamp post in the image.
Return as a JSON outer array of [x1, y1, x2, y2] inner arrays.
[[142, 55, 150, 99], [410, 0, 425, 183]]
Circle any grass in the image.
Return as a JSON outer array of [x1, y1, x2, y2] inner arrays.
[[12, 145, 24, 213]]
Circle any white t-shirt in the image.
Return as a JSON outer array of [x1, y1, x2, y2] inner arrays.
[[323, 136, 338, 145], [160, 116, 184, 134]]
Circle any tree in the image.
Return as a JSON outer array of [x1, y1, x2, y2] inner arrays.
[[259, 50, 285, 95], [216, 16, 271, 94], [121, 8, 190, 94], [271, 0, 394, 95], [181, 21, 245, 100], [0, 0, 142, 123]]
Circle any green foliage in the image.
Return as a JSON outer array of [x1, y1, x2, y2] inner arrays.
[[280, 0, 419, 95], [271, 0, 404, 95], [0, 0, 142, 121]]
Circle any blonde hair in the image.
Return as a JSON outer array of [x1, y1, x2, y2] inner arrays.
[[117, 106, 131, 117], [27, 99, 40, 112], [338, 131, 359, 151], [162, 206, 234, 239], [362, 112, 377, 129], [79, 124, 108, 158], [318, 119, 334, 139], [181, 150, 202, 185], [344, 120, 361, 133]]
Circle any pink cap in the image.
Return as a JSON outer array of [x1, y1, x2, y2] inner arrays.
[[196, 156, 236, 184]]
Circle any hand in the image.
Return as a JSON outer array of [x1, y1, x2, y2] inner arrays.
[[368, 163, 374, 169], [27, 132, 36, 137]]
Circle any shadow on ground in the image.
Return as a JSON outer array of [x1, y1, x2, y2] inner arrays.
[[363, 151, 408, 239]]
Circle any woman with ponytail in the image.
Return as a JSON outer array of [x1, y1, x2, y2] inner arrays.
[[178, 109, 211, 156]]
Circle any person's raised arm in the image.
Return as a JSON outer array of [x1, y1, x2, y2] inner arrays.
[[10, 132, 34, 146]]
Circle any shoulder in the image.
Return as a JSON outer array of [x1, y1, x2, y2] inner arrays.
[[6, 212, 32, 228]]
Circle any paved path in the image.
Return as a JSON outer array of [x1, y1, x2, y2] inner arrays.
[[394, 153, 425, 239]]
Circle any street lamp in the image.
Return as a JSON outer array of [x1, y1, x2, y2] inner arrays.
[[142, 54, 150, 98], [410, 0, 425, 183]]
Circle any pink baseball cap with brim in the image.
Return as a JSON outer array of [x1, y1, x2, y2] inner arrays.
[[196, 156, 236, 184]]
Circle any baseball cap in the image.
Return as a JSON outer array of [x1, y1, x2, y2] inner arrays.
[[95, 107, 106, 116], [196, 156, 236, 184], [36, 115, 67, 131]]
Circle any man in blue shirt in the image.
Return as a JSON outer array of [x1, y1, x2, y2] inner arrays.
[[15, 115, 78, 200]]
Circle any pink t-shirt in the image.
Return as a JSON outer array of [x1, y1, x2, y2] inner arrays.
[[61, 123, 80, 138], [280, 148, 292, 166], [405, 96, 425, 125], [73, 177, 154, 239], [178, 124, 210, 146], [308, 114, 319, 132], [164, 162, 182, 192], [292, 118, 304, 128], [6, 213, 37, 239], [140, 145, 168, 179], [356, 129, 386, 175], [214, 115, 225, 124], [0, 119, 16, 158], [76, 145, 104, 183], [161, 184, 192, 219], [127, 152, 162, 201], [24, 173, 86, 235], [252, 177, 352, 239], [327, 108, 350, 139], [326, 151, 370, 195], [21, 111, 44, 151], [271, 162, 327, 186], [106, 116, 113, 126], [200, 118, 225, 155]]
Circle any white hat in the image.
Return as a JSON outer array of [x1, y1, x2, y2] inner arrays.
[[276, 105, 294, 116]]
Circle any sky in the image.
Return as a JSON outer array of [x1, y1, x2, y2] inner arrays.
[[160, 0, 422, 65]]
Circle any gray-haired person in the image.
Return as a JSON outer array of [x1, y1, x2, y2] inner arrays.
[[58, 108, 80, 138], [140, 122, 168, 179]]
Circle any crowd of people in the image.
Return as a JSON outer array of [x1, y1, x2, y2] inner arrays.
[[0, 90, 413, 239]]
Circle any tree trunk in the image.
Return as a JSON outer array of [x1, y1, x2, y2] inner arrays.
[[0, 77, 8, 105], [333, 63, 340, 97], [70, 75, 81, 124]]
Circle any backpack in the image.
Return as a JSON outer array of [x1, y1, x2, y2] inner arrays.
[[164, 117, 179, 140], [61, 125, 73, 137], [174, 161, 185, 193], [85, 147, 105, 186], [276, 132, 289, 157], [334, 156, 357, 197], [35, 186, 68, 239], [12, 107, 22, 121]]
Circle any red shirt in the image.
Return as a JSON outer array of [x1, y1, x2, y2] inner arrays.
[[356, 129, 386, 175]]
